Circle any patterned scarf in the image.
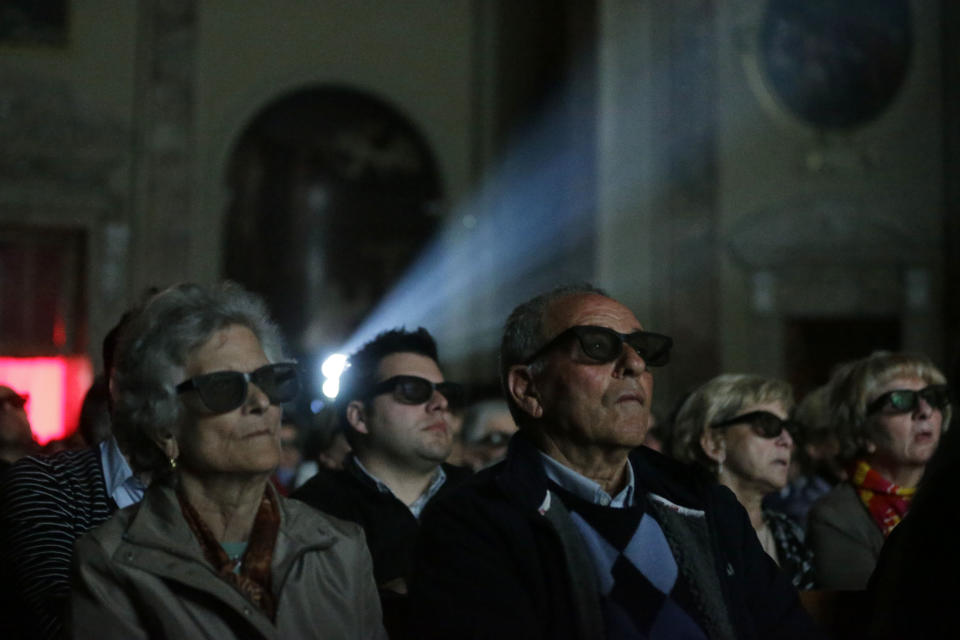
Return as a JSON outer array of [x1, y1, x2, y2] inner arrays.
[[850, 460, 915, 537], [177, 486, 281, 620]]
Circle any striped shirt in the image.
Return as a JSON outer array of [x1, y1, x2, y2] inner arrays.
[[0, 447, 115, 639]]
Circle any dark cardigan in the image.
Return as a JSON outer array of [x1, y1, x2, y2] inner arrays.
[[409, 433, 824, 640]]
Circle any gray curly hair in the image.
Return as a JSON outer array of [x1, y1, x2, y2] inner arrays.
[[111, 282, 286, 478]]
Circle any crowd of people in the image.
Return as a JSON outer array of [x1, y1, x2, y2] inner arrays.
[[0, 280, 952, 639]]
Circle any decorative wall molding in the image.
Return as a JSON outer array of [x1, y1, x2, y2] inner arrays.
[[0, 71, 129, 215], [725, 196, 934, 269]]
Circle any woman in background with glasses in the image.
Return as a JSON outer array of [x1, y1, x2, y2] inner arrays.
[[70, 283, 385, 639], [669, 374, 815, 589], [806, 351, 950, 591]]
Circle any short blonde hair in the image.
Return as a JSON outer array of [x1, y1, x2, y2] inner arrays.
[[670, 373, 794, 473], [829, 351, 951, 463]]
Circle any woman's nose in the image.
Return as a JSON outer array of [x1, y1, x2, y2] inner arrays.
[[914, 396, 935, 419], [777, 428, 794, 449], [245, 383, 271, 413]]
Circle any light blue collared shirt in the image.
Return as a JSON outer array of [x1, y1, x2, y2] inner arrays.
[[99, 436, 147, 509], [539, 451, 636, 508], [352, 455, 447, 519]]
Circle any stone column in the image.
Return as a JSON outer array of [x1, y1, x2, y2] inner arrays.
[[129, 0, 198, 294]]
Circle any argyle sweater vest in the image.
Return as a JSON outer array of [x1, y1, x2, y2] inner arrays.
[[551, 484, 710, 640]]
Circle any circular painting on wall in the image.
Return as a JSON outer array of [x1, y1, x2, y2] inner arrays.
[[759, 0, 912, 130]]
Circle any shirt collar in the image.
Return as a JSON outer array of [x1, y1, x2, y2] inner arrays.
[[351, 455, 446, 519], [539, 451, 635, 508], [99, 436, 147, 509]]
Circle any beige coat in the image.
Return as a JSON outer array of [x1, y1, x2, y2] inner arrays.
[[70, 483, 387, 639]]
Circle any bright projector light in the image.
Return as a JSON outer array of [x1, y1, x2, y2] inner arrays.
[[320, 353, 348, 399], [321, 353, 347, 379], [322, 378, 340, 399]]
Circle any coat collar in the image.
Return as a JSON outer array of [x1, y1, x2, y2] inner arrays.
[[118, 482, 339, 627], [494, 430, 710, 514]]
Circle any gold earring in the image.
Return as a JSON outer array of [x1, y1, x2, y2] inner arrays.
[[169, 457, 177, 470]]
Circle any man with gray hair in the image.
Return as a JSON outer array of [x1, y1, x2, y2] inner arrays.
[[411, 284, 821, 639]]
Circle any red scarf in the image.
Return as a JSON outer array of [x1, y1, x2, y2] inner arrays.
[[850, 460, 915, 537], [177, 486, 281, 620]]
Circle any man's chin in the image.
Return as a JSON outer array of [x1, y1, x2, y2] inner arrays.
[[418, 445, 453, 466]]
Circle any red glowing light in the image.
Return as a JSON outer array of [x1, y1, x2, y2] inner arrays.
[[0, 357, 93, 445], [53, 315, 67, 348]]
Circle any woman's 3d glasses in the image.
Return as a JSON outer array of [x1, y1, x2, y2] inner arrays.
[[369, 375, 464, 409], [524, 325, 673, 367], [711, 410, 798, 439], [176, 362, 300, 414], [867, 384, 950, 416]]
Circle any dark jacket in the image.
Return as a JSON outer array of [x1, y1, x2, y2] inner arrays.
[[807, 482, 883, 589], [292, 459, 472, 586], [410, 433, 823, 640]]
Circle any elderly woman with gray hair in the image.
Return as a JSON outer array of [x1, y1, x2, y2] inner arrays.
[[807, 351, 950, 590], [670, 373, 815, 589], [70, 283, 385, 639]]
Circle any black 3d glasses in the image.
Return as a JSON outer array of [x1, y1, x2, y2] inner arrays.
[[369, 375, 464, 409], [524, 325, 673, 367], [176, 362, 300, 414], [711, 410, 798, 439], [866, 384, 950, 416]]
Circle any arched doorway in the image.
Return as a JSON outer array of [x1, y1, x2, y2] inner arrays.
[[223, 86, 445, 364]]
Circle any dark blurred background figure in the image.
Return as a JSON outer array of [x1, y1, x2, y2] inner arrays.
[[0, 385, 39, 470], [76, 374, 112, 447], [765, 382, 845, 528], [0, 305, 149, 640], [866, 404, 960, 639], [641, 407, 665, 453], [270, 416, 303, 496], [316, 426, 352, 471], [293, 405, 353, 488], [459, 398, 517, 471], [807, 351, 950, 590], [444, 405, 466, 467], [671, 373, 815, 590]]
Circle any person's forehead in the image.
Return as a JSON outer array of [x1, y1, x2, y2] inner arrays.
[[873, 374, 927, 396], [186, 324, 267, 375], [744, 400, 789, 420], [376, 352, 444, 382], [543, 293, 642, 337]]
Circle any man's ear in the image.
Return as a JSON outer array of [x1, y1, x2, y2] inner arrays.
[[345, 400, 369, 435], [699, 428, 726, 464], [152, 431, 179, 461], [507, 365, 543, 420]]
